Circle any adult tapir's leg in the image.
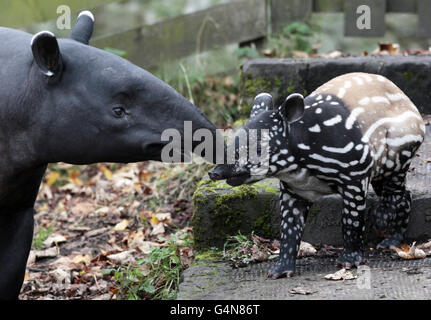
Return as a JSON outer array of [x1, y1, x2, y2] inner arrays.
[[0, 207, 34, 300], [267, 182, 311, 279]]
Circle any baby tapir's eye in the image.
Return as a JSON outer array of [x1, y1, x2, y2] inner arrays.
[[112, 107, 126, 118]]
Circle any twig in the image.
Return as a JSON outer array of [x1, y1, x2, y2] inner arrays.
[[179, 63, 194, 105]]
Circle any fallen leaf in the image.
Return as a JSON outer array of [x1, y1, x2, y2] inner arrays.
[[292, 50, 309, 58], [134, 241, 159, 254], [85, 227, 108, 238], [69, 170, 83, 186], [128, 230, 145, 247], [43, 234, 67, 247], [150, 214, 160, 225], [322, 50, 343, 59], [325, 268, 357, 281], [289, 287, 317, 295], [26, 250, 36, 266], [250, 244, 270, 262], [113, 219, 130, 231], [416, 240, 431, 255], [49, 268, 71, 284], [72, 254, 92, 265], [378, 42, 400, 55], [98, 165, 113, 180], [298, 241, 317, 257], [35, 247, 58, 260], [150, 223, 165, 235], [49, 256, 74, 269], [155, 212, 172, 226], [392, 242, 427, 260], [179, 247, 194, 267], [107, 250, 136, 264], [24, 270, 30, 282], [46, 171, 60, 186], [71, 202, 95, 216]]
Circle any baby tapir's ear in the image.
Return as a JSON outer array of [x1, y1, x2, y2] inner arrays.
[[69, 11, 94, 45], [280, 93, 305, 123], [251, 93, 274, 118], [31, 31, 63, 80]]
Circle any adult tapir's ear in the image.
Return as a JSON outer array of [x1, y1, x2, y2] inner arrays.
[[31, 31, 63, 79], [69, 11, 94, 45], [280, 93, 305, 123], [250, 93, 274, 118]]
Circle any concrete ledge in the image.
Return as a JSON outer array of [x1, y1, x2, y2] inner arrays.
[[241, 56, 431, 115]]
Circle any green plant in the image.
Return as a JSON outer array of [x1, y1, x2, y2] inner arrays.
[[32, 224, 54, 250], [234, 46, 260, 65], [113, 231, 193, 300], [222, 231, 255, 267], [268, 21, 318, 58]]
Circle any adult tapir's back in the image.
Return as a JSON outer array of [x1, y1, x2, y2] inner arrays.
[[0, 28, 33, 91], [306, 72, 425, 178]]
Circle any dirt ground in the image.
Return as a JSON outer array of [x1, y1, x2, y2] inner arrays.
[[19, 161, 198, 300]]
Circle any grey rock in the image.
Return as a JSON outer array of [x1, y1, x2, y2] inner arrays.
[[242, 56, 431, 114]]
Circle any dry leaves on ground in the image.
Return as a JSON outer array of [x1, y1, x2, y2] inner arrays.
[[21, 161, 200, 300]]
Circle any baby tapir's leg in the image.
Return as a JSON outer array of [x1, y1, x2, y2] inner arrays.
[[0, 207, 34, 300], [336, 182, 368, 268], [268, 181, 311, 279], [374, 172, 411, 249]]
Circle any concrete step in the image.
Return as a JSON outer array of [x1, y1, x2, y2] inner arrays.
[[240, 56, 431, 116], [192, 123, 431, 250]]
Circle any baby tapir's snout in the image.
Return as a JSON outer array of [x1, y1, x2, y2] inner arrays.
[[209, 165, 234, 181], [209, 165, 250, 186]]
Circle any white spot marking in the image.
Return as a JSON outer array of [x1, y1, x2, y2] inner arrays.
[[322, 142, 354, 154], [308, 124, 321, 133], [345, 107, 365, 130], [298, 144, 310, 150], [323, 115, 343, 127], [309, 154, 349, 168]]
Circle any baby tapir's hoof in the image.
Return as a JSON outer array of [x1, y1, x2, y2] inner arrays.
[[267, 262, 295, 279], [376, 233, 403, 250], [335, 250, 364, 269]]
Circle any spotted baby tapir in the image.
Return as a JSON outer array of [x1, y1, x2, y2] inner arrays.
[[209, 72, 425, 279]]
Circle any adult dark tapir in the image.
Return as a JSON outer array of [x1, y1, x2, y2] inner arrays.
[[0, 11, 220, 299]]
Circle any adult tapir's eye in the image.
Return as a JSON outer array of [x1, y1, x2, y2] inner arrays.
[[112, 107, 126, 118]]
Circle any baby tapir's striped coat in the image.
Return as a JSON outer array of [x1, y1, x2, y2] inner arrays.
[[209, 73, 425, 279]]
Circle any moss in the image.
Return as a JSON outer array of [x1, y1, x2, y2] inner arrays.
[[213, 185, 258, 230], [242, 77, 273, 97], [253, 213, 273, 238], [264, 186, 277, 194], [194, 249, 223, 261], [252, 182, 278, 194], [240, 76, 273, 117], [286, 79, 296, 94], [404, 71, 414, 82], [239, 74, 309, 118], [192, 181, 260, 250], [309, 207, 320, 218]]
